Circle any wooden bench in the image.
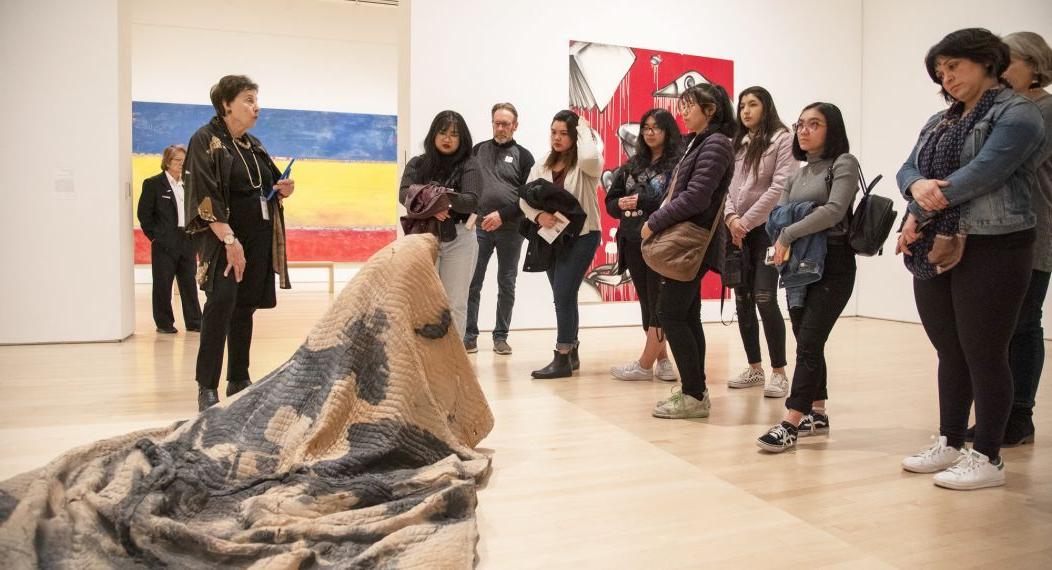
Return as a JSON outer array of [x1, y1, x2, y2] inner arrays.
[[288, 261, 336, 294]]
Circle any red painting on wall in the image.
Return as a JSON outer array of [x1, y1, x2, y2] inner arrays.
[[569, 40, 734, 301]]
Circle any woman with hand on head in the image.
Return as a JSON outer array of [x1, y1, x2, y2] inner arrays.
[[520, 110, 603, 379]]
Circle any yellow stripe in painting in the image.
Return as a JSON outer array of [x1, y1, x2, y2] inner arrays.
[[132, 156, 398, 228]]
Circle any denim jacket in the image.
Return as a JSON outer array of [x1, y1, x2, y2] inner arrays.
[[896, 89, 1046, 235], [767, 201, 826, 309]]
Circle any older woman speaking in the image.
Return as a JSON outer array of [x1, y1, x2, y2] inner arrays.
[[184, 75, 295, 411]]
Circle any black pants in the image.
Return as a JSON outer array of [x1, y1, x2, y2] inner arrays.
[[622, 239, 662, 330], [734, 226, 786, 367], [914, 230, 1034, 460], [658, 269, 708, 399], [151, 238, 201, 330], [785, 243, 856, 414], [195, 231, 272, 390], [1010, 270, 1049, 415]]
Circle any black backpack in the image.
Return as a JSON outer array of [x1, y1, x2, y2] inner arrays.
[[825, 162, 897, 256]]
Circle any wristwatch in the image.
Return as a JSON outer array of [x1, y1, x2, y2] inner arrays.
[[222, 233, 237, 245]]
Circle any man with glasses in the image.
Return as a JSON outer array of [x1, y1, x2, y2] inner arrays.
[[464, 102, 535, 354]]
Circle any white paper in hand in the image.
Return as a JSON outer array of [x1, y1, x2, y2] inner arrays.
[[537, 212, 570, 244]]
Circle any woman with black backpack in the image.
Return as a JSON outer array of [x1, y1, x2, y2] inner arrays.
[[755, 102, 860, 453]]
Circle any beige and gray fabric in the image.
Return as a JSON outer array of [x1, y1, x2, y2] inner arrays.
[[0, 234, 494, 569]]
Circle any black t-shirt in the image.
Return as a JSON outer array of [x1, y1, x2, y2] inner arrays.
[[227, 142, 275, 236]]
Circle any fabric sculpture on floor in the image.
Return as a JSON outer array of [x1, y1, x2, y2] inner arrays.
[[0, 234, 494, 569]]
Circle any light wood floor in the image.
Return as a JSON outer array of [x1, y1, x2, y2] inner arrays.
[[1, 285, 1050, 569]]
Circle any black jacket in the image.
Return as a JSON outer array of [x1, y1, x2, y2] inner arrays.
[[472, 139, 534, 225], [184, 117, 290, 294], [138, 172, 192, 255], [399, 155, 482, 240], [517, 179, 586, 272]]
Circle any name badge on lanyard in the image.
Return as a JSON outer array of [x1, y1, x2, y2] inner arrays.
[[260, 194, 270, 220]]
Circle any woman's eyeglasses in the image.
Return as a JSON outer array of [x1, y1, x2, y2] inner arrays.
[[793, 120, 826, 133]]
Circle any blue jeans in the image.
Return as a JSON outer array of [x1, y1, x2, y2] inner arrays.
[[1010, 270, 1050, 414], [465, 228, 524, 343], [547, 231, 601, 349]]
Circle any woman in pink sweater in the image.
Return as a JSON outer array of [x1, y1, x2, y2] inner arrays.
[[724, 86, 798, 398]]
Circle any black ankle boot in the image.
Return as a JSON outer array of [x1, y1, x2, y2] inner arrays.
[[226, 379, 252, 397], [570, 344, 580, 371], [532, 350, 573, 379], [198, 387, 219, 411], [1002, 412, 1035, 447]]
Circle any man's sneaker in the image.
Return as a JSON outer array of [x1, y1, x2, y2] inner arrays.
[[756, 421, 798, 453], [655, 358, 677, 382], [728, 367, 765, 388], [798, 411, 829, 437], [493, 340, 513, 355], [652, 388, 710, 419], [464, 339, 478, 354], [902, 435, 962, 473], [933, 449, 1006, 490], [611, 360, 653, 381], [764, 371, 789, 398]]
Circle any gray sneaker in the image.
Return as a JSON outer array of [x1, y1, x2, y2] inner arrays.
[[652, 388, 710, 419], [764, 371, 789, 398], [655, 358, 677, 382], [464, 339, 478, 354], [611, 360, 653, 381], [728, 367, 765, 389], [493, 339, 513, 355]]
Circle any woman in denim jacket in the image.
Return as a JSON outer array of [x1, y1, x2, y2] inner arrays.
[[897, 29, 1046, 491]]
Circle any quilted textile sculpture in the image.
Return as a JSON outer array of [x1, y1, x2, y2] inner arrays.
[[0, 234, 494, 569]]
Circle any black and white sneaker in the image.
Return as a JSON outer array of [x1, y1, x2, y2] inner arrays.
[[798, 412, 829, 437], [757, 421, 798, 453]]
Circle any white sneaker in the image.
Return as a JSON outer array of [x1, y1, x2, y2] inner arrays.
[[652, 388, 710, 419], [764, 371, 789, 398], [933, 449, 1005, 490], [610, 360, 653, 381], [902, 435, 962, 473], [728, 367, 765, 389], [655, 359, 677, 382]]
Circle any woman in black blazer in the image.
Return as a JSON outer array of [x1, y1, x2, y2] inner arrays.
[[137, 144, 201, 334]]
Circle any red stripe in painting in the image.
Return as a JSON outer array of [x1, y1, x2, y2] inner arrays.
[[133, 228, 397, 264]]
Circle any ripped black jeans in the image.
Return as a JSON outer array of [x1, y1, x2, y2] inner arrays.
[[734, 225, 787, 368]]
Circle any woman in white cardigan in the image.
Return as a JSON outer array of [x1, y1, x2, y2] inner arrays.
[[520, 110, 604, 378]]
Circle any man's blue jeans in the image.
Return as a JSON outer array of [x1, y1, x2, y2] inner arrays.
[[465, 228, 525, 343]]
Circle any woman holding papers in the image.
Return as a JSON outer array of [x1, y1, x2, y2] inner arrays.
[[642, 84, 736, 419], [184, 75, 295, 412], [520, 110, 603, 379]]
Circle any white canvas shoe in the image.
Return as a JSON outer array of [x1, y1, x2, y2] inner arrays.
[[655, 359, 677, 382], [902, 435, 962, 473], [728, 367, 765, 389], [652, 388, 710, 419], [933, 449, 1006, 491], [764, 371, 789, 398], [610, 360, 653, 381]]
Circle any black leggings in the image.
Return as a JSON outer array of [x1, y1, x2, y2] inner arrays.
[[622, 239, 662, 330], [785, 243, 856, 414], [658, 269, 708, 399], [733, 226, 787, 367], [913, 229, 1035, 460]]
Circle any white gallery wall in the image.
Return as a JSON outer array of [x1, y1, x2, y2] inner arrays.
[[0, 0, 133, 344], [405, 0, 865, 330], [857, 0, 1052, 339]]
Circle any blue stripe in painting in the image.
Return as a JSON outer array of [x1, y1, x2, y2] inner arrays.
[[132, 101, 396, 161]]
